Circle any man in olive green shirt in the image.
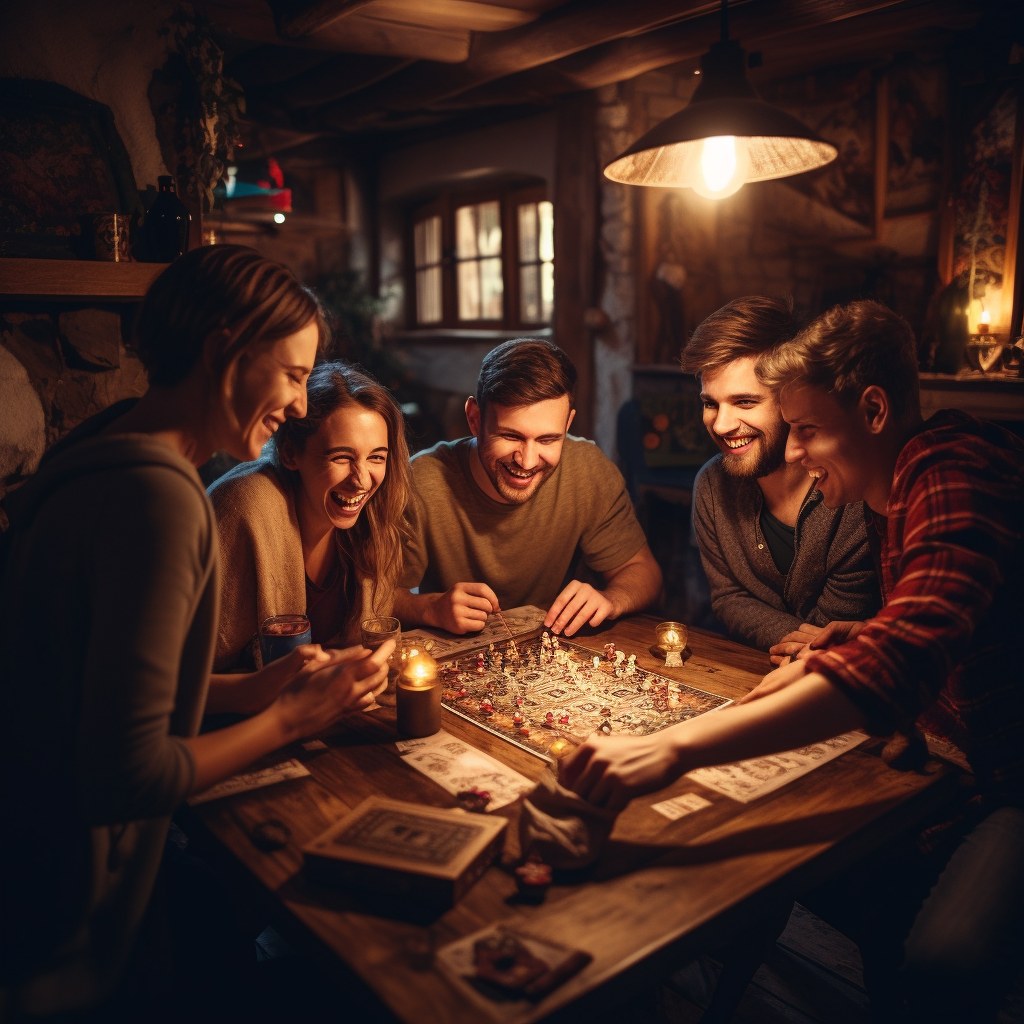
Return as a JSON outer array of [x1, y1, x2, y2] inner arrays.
[[395, 339, 662, 636]]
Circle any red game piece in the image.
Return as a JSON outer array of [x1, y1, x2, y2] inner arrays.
[[515, 857, 553, 904]]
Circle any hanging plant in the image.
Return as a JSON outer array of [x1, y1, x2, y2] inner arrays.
[[152, 5, 245, 211]]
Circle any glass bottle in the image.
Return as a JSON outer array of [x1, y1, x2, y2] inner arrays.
[[139, 175, 190, 262]]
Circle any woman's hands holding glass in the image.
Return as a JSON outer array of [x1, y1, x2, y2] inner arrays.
[[270, 640, 394, 743]]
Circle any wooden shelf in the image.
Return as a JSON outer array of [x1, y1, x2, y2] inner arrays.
[[0, 258, 168, 302], [918, 371, 1024, 421]]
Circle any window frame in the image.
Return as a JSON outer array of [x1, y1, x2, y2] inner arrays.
[[405, 183, 551, 332]]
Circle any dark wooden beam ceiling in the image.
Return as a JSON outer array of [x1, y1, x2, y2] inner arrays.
[[415, 0, 977, 116]]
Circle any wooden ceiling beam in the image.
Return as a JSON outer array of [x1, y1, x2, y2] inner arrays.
[[277, 0, 377, 39], [248, 53, 413, 107], [313, 0, 725, 121], [424, 0, 975, 111], [315, 0, 918, 128], [202, 0, 471, 61]]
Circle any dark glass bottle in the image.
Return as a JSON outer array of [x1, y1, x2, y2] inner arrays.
[[139, 176, 190, 262]]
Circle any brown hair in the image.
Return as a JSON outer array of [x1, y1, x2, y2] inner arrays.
[[272, 362, 410, 625], [134, 245, 328, 386], [680, 296, 800, 376], [476, 338, 577, 411], [757, 300, 921, 421]]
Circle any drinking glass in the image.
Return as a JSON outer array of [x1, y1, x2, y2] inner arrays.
[[260, 614, 312, 666], [361, 616, 402, 706]]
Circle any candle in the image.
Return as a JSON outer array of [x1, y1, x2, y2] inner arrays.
[[397, 651, 441, 737], [979, 310, 991, 334], [655, 621, 689, 667]]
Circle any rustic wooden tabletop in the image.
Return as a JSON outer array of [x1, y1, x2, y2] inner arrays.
[[182, 615, 957, 1024]]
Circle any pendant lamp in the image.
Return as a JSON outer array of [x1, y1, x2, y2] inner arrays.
[[604, 0, 838, 198]]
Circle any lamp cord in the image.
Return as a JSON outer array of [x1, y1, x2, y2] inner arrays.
[[720, 0, 729, 43]]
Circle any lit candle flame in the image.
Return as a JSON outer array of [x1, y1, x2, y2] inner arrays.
[[981, 310, 991, 324]]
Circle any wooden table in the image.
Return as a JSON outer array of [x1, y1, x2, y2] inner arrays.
[[183, 616, 956, 1023]]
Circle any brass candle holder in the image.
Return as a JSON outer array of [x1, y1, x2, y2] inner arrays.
[[652, 621, 688, 667], [396, 649, 441, 737]]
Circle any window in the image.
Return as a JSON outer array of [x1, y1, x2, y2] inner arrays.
[[408, 185, 553, 330], [518, 199, 554, 324]]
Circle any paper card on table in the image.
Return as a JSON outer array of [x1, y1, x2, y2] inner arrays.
[[396, 730, 534, 811], [435, 923, 592, 1023], [402, 605, 546, 660], [687, 730, 869, 804], [188, 758, 310, 805], [651, 791, 712, 821]]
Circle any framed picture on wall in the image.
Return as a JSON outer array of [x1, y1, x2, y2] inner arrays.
[[938, 69, 1024, 338]]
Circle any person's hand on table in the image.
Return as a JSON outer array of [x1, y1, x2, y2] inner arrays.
[[737, 658, 809, 704], [560, 732, 684, 813], [794, 619, 865, 660], [424, 582, 498, 634], [545, 580, 615, 636], [271, 639, 394, 741], [769, 623, 825, 666]]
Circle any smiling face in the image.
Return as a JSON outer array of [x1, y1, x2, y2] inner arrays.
[[780, 385, 877, 508], [222, 320, 319, 461], [700, 356, 788, 478], [466, 395, 574, 504], [282, 403, 389, 533]]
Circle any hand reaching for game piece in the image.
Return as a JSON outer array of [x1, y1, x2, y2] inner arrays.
[[425, 582, 500, 634], [560, 732, 685, 813], [544, 581, 615, 637]]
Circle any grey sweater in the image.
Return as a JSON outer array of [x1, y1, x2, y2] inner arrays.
[[0, 407, 218, 1014], [692, 455, 880, 650]]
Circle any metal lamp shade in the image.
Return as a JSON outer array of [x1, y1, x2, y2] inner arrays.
[[604, 39, 837, 190]]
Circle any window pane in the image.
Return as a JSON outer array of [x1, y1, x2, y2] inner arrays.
[[455, 205, 478, 259], [414, 215, 441, 267], [480, 256, 503, 319], [538, 201, 554, 263], [416, 266, 442, 324], [457, 260, 480, 320], [518, 203, 538, 263], [541, 260, 554, 323], [477, 200, 502, 256], [520, 264, 540, 322]]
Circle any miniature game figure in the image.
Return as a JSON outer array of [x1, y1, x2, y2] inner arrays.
[[626, 654, 637, 676], [475, 652, 486, 674], [592, 655, 600, 671], [558, 712, 570, 726], [604, 643, 617, 661], [514, 857, 553, 905], [513, 711, 524, 727], [614, 650, 626, 667]]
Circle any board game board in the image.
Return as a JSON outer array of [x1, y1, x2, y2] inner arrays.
[[439, 633, 730, 761]]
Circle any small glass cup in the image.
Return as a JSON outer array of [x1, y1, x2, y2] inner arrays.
[[654, 621, 688, 667], [361, 616, 402, 706], [260, 614, 312, 665]]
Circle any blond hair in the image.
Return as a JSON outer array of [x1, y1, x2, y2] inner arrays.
[[757, 300, 921, 421]]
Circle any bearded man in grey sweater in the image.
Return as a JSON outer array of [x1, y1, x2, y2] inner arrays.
[[684, 296, 880, 663]]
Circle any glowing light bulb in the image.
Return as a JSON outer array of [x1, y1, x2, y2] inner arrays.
[[702, 136, 737, 192], [688, 136, 750, 200]]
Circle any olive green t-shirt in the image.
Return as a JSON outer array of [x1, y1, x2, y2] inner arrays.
[[400, 436, 648, 610]]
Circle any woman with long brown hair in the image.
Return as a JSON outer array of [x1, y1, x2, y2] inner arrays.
[[208, 362, 410, 685]]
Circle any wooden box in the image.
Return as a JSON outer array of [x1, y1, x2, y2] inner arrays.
[[302, 797, 507, 913]]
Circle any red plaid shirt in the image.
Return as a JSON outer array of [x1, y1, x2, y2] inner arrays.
[[808, 410, 1024, 798]]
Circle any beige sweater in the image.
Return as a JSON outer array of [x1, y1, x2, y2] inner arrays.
[[208, 457, 385, 670]]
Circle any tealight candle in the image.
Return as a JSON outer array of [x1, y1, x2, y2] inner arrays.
[[979, 310, 991, 334], [655, 621, 689, 667], [397, 651, 441, 737]]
